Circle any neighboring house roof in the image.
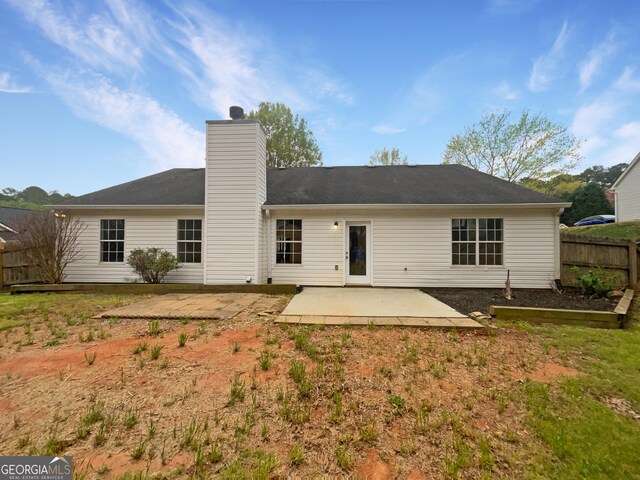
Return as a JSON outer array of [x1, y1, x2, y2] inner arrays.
[[0, 206, 35, 231], [611, 151, 640, 190], [57, 165, 567, 207], [0, 206, 37, 243]]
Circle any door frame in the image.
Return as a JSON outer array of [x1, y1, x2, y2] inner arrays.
[[344, 220, 372, 285]]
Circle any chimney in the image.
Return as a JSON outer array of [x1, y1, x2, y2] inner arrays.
[[229, 106, 244, 120], [204, 110, 266, 285]]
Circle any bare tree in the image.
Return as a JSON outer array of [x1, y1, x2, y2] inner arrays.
[[14, 211, 86, 284]]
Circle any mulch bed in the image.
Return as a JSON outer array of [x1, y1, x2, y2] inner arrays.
[[424, 287, 618, 315]]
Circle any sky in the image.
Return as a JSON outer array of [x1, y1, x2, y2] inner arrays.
[[1, 0, 640, 196]]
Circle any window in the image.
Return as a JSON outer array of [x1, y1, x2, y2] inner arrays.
[[478, 218, 503, 266], [100, 219, 125, 262], [452, 218, 503, 266], [276, 219, 302, 264], [452, 219, 476, 266], [177, 219, 202, 263]]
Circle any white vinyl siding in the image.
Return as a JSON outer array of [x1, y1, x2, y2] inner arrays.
[[270, 212, 344, 286], [615, 161, 640, 222], [65, 210, 204, 283], [269, 208, 559, 288], [204, 122, 266, 284]]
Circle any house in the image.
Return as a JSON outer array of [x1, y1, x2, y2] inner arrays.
[[55, 110, 570, 288], [611, 151, 640, 222], [0, 206, 35, 244]]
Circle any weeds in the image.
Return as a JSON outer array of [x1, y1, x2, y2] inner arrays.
[[335, 446, 352, 471], [290, 444, 305, 465], [130, 441, 145, 461], [150, 344, 163, 360], [148, 320, 160, 337], [132, 342, 148, 355], [359, 422, 378, 443], [178, 333, 188, 348], [389, 394, 406, 416], [259, 349, 273, 370], [84, 351, 97, 366], [209, 442, 223, 463], [228, 377, 246, 406], [123, 409, 138, 429]]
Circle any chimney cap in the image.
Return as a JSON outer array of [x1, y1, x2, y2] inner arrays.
[[229, 106, 244, 120]]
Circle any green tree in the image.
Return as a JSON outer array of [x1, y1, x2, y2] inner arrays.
[[17, 186, 50, 205], [443, 110, 582, 182], [560, 183, 614, 225], [246, 102, 322, 168], [368, 148, 409, 166], [0, 186, 73, 209], [579, 163, 629, 187], [520, 174, 583, 198]]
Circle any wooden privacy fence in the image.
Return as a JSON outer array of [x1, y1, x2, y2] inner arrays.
[[0, 241, 41, 289], [561, 234, 639, 289]]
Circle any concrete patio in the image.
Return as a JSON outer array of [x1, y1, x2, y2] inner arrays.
[[95, 293, 280, 320], [276, 287, 483, 329]]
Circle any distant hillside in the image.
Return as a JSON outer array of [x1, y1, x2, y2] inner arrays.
[[0, 186, 74, 210]]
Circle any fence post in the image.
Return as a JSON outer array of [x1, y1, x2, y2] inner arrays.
[[630, 240, 638, 289]]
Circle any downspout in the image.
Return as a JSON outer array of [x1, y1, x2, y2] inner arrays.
[[554, 208, 565, 281], [265, 209, 272, 283]]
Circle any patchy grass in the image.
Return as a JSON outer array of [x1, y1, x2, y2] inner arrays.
[[0, 292, 638, 478], [565, 220, 640, 240], [522, 315, 640, 479]]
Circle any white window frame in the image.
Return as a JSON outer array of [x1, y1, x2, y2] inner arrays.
[[451, 218, 504, 267], [177, 219, 202, 264], [100, 219, 125, 263], [275, 219, 302, 265]]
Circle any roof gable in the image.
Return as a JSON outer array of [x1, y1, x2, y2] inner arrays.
[[612, 151, 640, 189]]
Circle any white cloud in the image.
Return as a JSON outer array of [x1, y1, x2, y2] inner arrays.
[[164, 4, 352, 117], [579, 32, 617, 91], [527, 21, 570, 92], [571, 100, 618, 139], [493, 81, 518, 100], [7, 0, 144, 72], [13, 0, 353, 170], [371, 124, 406, 135], [36, 65, 203, 169], [571, 99, 640, 167], [614, 67, 640, 92], [0, 72, 33, 93]]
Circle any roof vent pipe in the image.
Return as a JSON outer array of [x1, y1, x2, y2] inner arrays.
[[229, 106, 244, 120]]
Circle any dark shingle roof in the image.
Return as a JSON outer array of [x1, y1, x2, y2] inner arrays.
[[266, 165, 564, 205], [61, 169, 206, 206], [59, 165, 566, 207], [0, 206, 37, 229]]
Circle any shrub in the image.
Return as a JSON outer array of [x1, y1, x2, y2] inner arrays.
[[571, 266, 622, 297], [127, 248, 181, 284]]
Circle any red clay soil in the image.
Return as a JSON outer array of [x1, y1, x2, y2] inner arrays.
[[0, 293, 583, 478], [507, 362, 579, 383], [425, 287, 617, 315]]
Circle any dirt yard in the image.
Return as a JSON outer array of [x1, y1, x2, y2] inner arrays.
[[426, 287, 617, 315], [0, 292, 618, 479]]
